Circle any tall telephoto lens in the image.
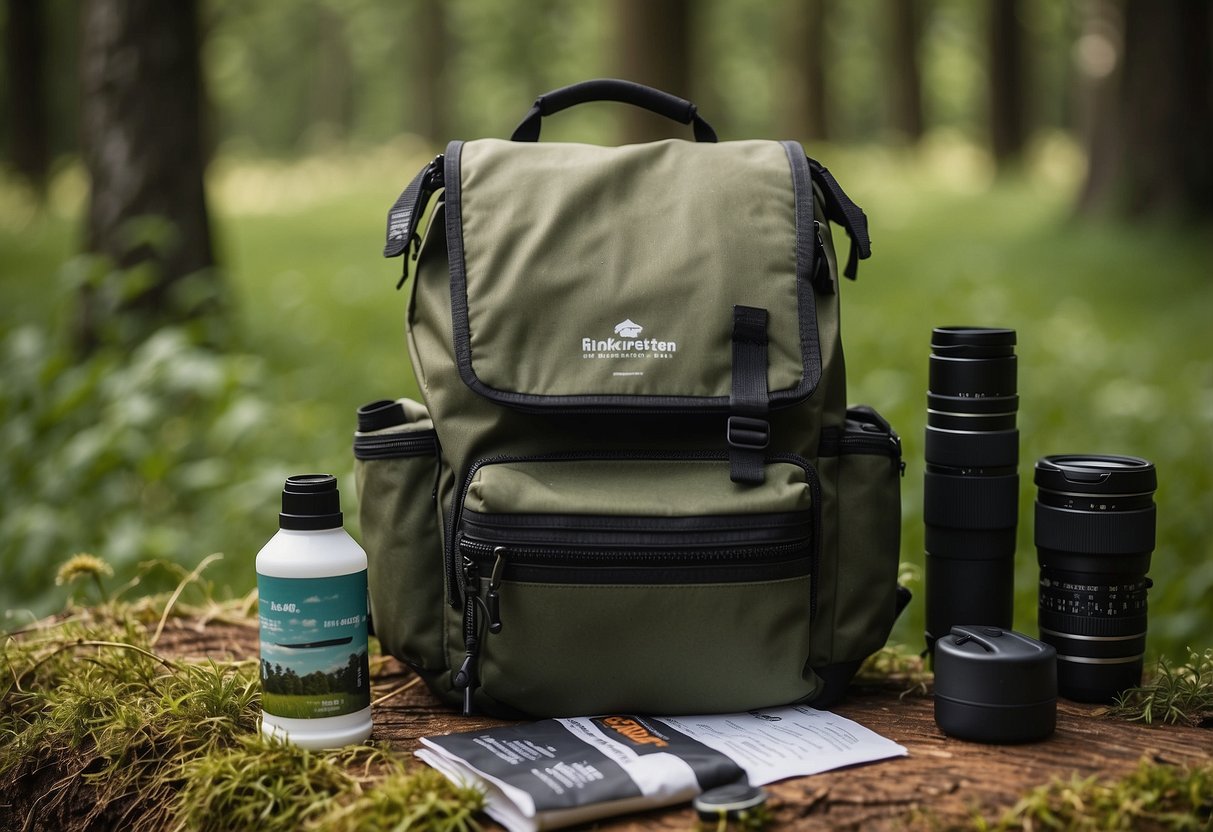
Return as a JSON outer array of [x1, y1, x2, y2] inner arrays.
[[924, 327, 1019, 654], [1035, 455, 1156, 703]]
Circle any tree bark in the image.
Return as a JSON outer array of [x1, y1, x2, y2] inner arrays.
[[5, 0, 50, 192], [410, 0, 449, 145], [77, 0, 216, 352], [779, 0, 830, 143], [1073, 0, 1122, 215], [615, 0, 695, 144], [987, 0, 1027, 166], [1077, 0, 1213, 219], [885, 0, 924, 143], [1117, 0, 1213, 217]]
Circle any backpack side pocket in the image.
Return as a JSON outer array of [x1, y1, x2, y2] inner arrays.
[[815, 406, 903, 700], [353, 398, 445, 673]]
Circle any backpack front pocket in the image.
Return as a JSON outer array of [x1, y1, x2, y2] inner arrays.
[[449, 455, 821, 717]]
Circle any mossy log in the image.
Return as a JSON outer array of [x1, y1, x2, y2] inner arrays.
[[5, 617, 1211, 831]]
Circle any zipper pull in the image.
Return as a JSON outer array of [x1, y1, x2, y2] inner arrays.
[[485, 547, 507, 634], [454, 637, 479, 715], [454, 549, 481, 715]]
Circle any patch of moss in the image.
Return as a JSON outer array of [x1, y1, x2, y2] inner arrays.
[[1, 555, 484, 832], [978, 758, 1213, 831], [855, 642, 932, 697]]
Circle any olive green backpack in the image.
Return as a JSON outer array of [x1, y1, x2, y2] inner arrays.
[[355, 80, 905, 718]]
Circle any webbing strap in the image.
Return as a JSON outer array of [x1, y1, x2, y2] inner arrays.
[[806, 156, 871, 280], [728, 305, 770, 485], [383, 155, 443, 287]]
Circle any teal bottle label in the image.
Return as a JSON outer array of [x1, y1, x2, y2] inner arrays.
[[258, 570, 370, 719]]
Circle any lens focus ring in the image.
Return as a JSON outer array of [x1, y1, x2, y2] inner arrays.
[[1035, 502, 1156, 556], [924, 471, 1019, 529], [925, 428, 1019, 468]]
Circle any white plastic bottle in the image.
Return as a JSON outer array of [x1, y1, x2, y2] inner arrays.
[[257, 474, 373, 749]]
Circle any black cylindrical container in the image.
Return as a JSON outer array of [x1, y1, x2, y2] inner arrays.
[[924, 327, 1019, 654], [934, 625, 1057, 744], [1035, 455, 1157, 702]]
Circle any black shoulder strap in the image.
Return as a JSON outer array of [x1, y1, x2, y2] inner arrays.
[[806, 156, 871, 280]]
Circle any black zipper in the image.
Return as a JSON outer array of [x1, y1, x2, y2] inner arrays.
[[353, 430, 438, 460], [445, 450, 822, 714], [819, 406, 903, 469], [818, 426, 902, 458], [459, 537, 812, 635], [445, 450, 821, 606]]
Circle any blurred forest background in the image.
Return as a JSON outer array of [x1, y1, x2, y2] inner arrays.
[[1, 0, 1211, 658]]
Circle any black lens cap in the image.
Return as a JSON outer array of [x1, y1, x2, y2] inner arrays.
[[693, 782, 768, 820], [931, 326, 1017, 350], [1034, 455, 1156, 497]]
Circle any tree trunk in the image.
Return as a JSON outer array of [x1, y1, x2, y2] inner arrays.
[[77, 0, 216, 352], [410, 0, 449, 145], [615, 0, 695, 144], [885, 0, 924, 143], [5, 0, 50, 192], [1073, 0, 1122, 215], [308, 4, 354, 142], [1117, 0, 1213, 217], [1077, 0, 1213, 219], [779, 0, 830, 143], [987, 0, 1027, 166]]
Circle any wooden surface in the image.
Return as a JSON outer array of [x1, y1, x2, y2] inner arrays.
[[178, 618, 1213, 830]]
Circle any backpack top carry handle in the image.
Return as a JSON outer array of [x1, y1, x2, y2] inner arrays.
[[510, 78, 718, 143]]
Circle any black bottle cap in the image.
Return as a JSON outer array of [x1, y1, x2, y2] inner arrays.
[[934, 625, 1057, 744], [357, 399, 407, 432], [279, 474, 343, 530]]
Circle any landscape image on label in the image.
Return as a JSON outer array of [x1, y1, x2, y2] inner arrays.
[[258, 573, 370, 719]]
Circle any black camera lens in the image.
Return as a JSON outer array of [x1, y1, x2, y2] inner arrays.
[[924, 327, 1019, 654], [1035, 455, 1157, 703]]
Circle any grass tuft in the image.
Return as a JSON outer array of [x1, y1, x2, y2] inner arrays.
[[1111, 648, 1213, 728], [855, 642, 932, 697], [978, 758, 1213, 831]]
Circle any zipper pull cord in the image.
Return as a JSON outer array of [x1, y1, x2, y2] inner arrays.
[[485, 547, 507, 634], [453, 551, 481, 715]]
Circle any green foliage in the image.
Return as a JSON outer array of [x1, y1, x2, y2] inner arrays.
[[0, 300, 280, 615], [1111, 649, 1213, 728], [979, 759, 1213, 831]]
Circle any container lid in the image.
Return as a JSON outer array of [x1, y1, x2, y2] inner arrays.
[[280, 474, 343, 530], [934, 626, 1056, 707]]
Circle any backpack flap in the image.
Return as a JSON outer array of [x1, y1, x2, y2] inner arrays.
[[442, 138, 823, 416]]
